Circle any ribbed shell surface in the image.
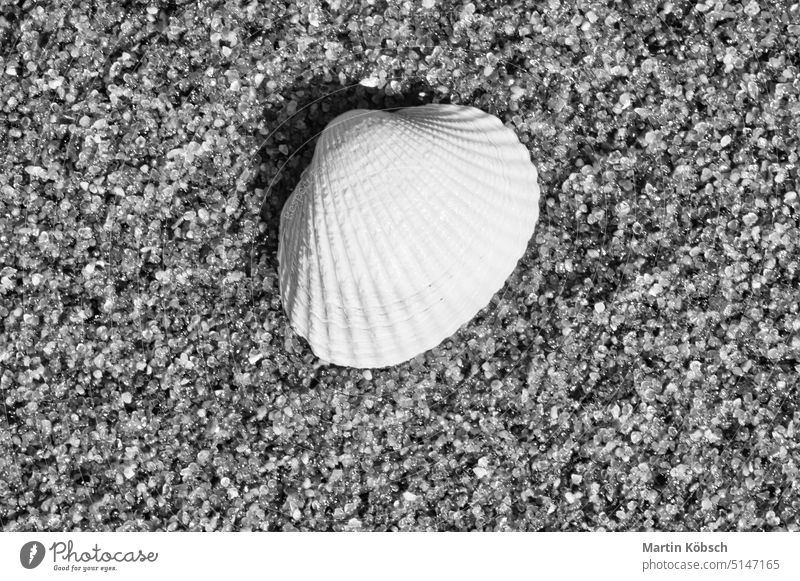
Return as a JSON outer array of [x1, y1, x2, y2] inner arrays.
[[278, 104, 540, 368]]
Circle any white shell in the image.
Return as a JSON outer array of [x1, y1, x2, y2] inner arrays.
[[278, 104, 540, 368]]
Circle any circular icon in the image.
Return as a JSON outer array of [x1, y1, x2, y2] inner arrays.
[[20, 541, 46, 569]]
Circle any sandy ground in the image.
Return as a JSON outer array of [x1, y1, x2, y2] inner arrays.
[[1, 0, 798, 530]]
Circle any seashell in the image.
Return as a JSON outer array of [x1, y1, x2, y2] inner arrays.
[[278, 104, 540, 368]]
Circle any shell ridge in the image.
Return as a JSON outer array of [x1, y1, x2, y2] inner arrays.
[[316, 140, 380, 359], [377, 113, 534, 317], [335, 112, 527, 311], [323, 115, 413, 361], [315, 115, 464, 360], [384, 119, 470, 300], [399, 116, 529, 198], [279, 179, 311, 326], [351, 114, 466, 312], [374, 156, 486, 330], [393, 149, 488, 311], [338, 137, 414, 361], [305, 166, 337, 356], [278, 104, 541, 367], [296, 150, 349, 358], [393, 108, 537, 340], [371, 132, 511, 338], [402, 128, 512, 277], [363, 155, 453, 353], [356, 167, 428, 350]]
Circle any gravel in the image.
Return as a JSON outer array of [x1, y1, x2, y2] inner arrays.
[[1, 0, 799, 531]]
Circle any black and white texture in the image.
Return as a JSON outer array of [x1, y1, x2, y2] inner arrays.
[[0, 0, 798, 531]]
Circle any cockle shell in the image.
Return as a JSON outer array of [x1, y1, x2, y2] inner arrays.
[[278, 104, 540, 368]]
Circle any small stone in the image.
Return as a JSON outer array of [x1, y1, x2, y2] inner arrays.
[[509, 85, 526, 100], [744, 0, 760, 15], [25, 166, 47, 179], [473, 466, 489, 478]]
